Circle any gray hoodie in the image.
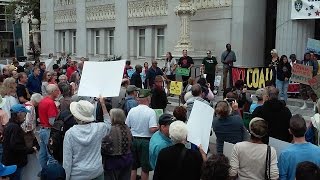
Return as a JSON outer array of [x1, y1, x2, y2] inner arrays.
[[186, 96, 210, 119], [63, 120, 111, 180]]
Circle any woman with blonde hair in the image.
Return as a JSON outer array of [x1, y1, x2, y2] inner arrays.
[[269, 49, 279, 85], [1, 77, 18, 118]]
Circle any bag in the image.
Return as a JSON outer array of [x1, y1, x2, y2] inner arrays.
[[264, 145, 271, 180]]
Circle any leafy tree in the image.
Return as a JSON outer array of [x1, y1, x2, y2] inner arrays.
[[6, 0, 40, 22]]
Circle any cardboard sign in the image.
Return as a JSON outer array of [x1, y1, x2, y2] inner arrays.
[[309, 75, 320, 97], [176, 68, 190, 76], [231, 67, 273, 90], [291, 64, 313, 85], [169, 81, 183, 95]]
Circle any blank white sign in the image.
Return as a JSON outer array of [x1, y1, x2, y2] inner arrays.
[[78, 60, 126, 97]]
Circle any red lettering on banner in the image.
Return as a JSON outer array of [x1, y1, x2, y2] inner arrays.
[[232, 68, 246, 86]]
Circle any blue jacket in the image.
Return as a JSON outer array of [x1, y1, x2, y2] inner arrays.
[[27, 73, 41, 94], [124, 96, 138, 114]]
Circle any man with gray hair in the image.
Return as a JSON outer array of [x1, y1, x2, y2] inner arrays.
[[186, 84, 210, 119], [252, 86, 292, 142], [38, 84, 61, 170]]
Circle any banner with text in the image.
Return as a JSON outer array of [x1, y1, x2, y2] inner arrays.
[[291, 64, 313, 85], [231, 67, 273, 90], [308, 75, 320, 97], [291, 0, 320, 20]]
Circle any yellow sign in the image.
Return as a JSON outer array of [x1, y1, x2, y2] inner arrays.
[[170, 81, 183, 95]]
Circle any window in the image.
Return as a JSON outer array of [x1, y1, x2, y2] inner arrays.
[[109, 30, 114, 55], [95, 30, 100, 55], [72, 31, 76, 54], [138, 29, 145, 57], [156, 28, 165, 57], [61, 31, 66, 52]]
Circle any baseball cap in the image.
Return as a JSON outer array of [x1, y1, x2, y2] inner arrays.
[[11, 104, 31, 113], [138, 89, 151, 98], [159, 114, 175, 126], [0, 163, 17, 176], [255, 88, 266, 99], [41, 163, 66, 180], [126, 85, 140, 93]]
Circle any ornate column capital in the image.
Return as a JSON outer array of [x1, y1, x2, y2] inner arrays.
[[174, 0, 196, 16]]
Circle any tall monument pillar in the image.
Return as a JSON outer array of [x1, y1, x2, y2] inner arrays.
[[174, 0, 196, 52]]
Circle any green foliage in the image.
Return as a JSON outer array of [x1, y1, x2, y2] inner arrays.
[[6, 0, 40, 22]]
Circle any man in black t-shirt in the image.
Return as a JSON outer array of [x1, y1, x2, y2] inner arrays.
[[16, 72, 31, 103], [202, 50, 218, 91], [178, 50, 194, 87]]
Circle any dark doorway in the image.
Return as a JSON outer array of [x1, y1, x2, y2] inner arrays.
[[315, 19, 320, 40], [264, 0, 277, 65]]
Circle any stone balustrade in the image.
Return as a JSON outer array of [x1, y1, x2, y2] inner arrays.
[[128, 0, 168, 18], [54, 9, 77, 23], [86, 4, 115, 21], [55, 0, 75, 7], [192, 0, 232, 9]]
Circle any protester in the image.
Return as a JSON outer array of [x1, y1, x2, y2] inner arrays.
[[52, 64, 61, 83], [164, 52, 177, 94], [141, 62, 149, 89], [16, 72, 30, 104], [229, 117, 279, 180], [178, 50, 194, 88], [150, 76, 167, 111], [234, 80, 252, 113], [69, 72, 80, 94], [41, 71, 51, 96], [197, 78, 215, 102], [173, 106, 187, 123], [1, 77, 19, 119], [21, 93, 43, 148], [276, 55, 292, 103], [111, 79, 130, 109], [149, 114, 174, 169], [0, 96, 8, 162], [0, 162, 17, 180], [49, 71, 58, 84], [39, 62, 46, 81], [153, 120, 206, 180], [146, 60, 165, 89], [249, 88, 267, 113], [123, 60, 133, 78], [2, 67, 10, 79], [58, 75, 68, 84], [130, 65, 143, 88], [202, 50, 218, 91], [101, 108, 132, 180], [66, 61, 77, 80], [278, 114, 320, 180], [186, 84, 210, 119], [124, 85, 139, 114], [295, 161, 320, 180], [125, 94, 158, 180], [201, 154, 230, 180], [221, 44, 236, 90], [252, 86, 292, 143], [58, 83, 72, 111], [299, 52, 318, 110], [289, 54, 297, 66], [76, 60, 84, 78], [2, 104, 37, 180], [63, 98, 111, 180], [38, 84, 60, 170], [212, 100, 248, 154], [27, 66, 42, 95], [268, 49, 279, 85]]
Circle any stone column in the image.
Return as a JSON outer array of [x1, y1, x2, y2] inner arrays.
[[115, 0, 129, 59], [166, 0, 180, 54], [65, 31, 70, 53], [21, 16, 30, 56], [76, 0, 87, 58], [276, 0, 314, 59], [45, 0, 55, 55], [174, 0, 196, 52]]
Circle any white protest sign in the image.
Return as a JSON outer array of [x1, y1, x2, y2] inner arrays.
[[78, 60, 126, 97], [223, 142, 235, 160], [269, 137, 292, 159], [187, 100, 214, 153]]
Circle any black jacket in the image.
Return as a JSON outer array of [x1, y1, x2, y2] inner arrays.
[[153, 143, 203, 180], [277, 62, 292, 81], [130, 72, 142, 89], [2, 120, 35, 167], [252, 99, 292, 143], [151, 87, 167, 110]]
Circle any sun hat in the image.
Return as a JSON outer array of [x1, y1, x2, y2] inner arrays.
[[70, 100, 95, 122], [11, 104, 31, 113], [0, 163, 17, 176], [0, 96, 6, 109]]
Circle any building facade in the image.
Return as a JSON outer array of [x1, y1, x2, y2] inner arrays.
[[40, 0, 319, 66]]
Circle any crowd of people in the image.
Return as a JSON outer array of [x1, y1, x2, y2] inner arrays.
[[0, 46, 318, 180]]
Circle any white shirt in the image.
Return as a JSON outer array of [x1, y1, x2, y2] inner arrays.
[[3, 95, 19, 119], [125, 105, 157, 137], [229, 141, 279, 180], [164, 58, 177, 75]]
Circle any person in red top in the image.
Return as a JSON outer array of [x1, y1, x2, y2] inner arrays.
[[66, 61, 77, 80], [38, 84, 60, 170]]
